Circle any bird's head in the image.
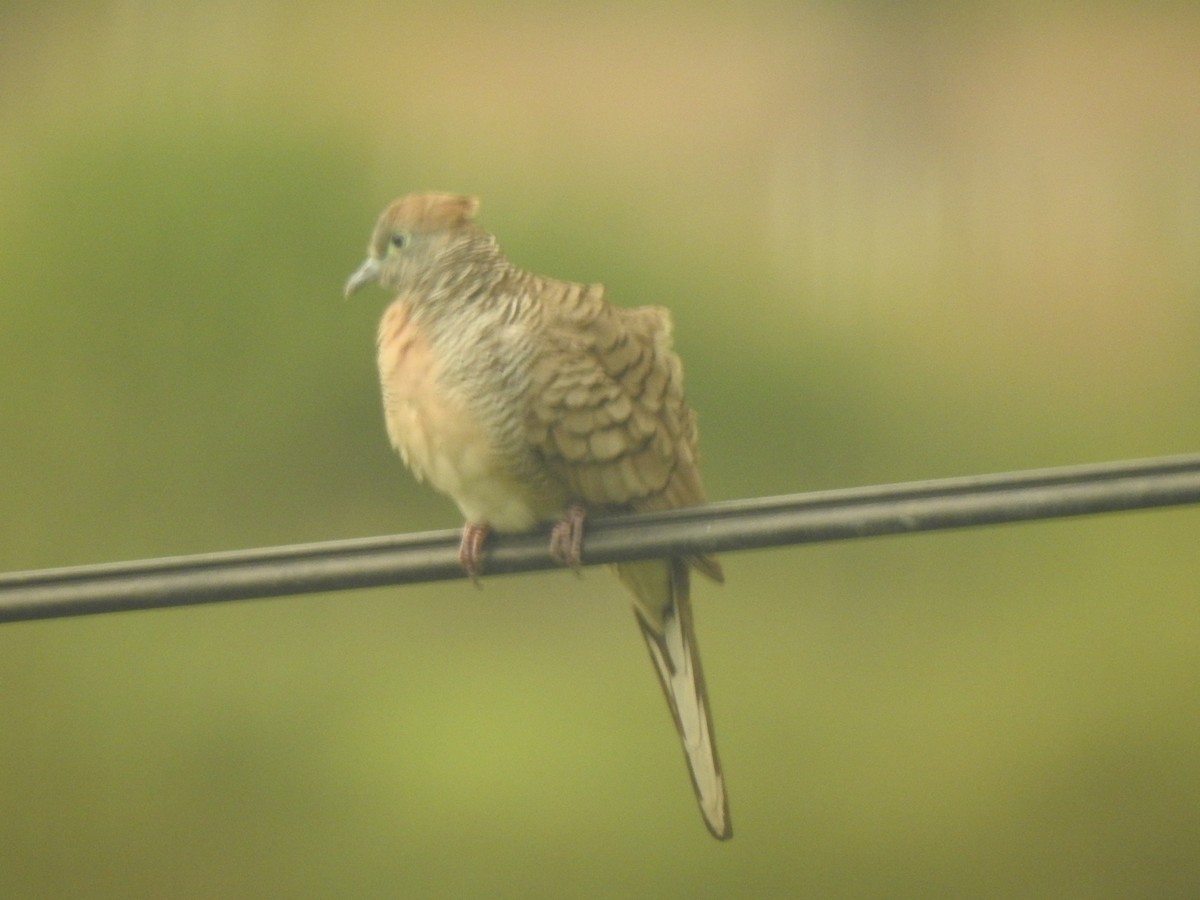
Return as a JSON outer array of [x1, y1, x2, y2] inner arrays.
[[344, 192, 486, 299]]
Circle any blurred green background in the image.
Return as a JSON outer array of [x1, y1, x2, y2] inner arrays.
[[3, 2, 1199, 896]]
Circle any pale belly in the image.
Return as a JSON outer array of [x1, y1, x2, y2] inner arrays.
[[376, 299, 559, 531]]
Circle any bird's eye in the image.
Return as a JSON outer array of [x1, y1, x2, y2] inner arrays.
[[390, 233, 408, 249]]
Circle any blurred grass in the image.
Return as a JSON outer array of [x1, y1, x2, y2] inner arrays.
[[2, 2, 1199, 897]]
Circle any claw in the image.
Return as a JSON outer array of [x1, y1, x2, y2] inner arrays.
[[458, 522, 491, 585], [549, 502, 588, 572]]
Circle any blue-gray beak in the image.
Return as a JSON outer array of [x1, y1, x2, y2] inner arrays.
[[344, 258, 381, 298]]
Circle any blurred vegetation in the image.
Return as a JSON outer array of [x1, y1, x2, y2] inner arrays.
[[2, 2, 1199, 897]]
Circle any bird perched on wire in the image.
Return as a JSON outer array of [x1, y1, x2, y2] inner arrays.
[[344, 192, 731, 839]]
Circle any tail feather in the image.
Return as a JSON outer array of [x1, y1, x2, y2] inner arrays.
[[621, 558, 731, 840]]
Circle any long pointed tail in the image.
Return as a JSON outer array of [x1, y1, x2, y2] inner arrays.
[[620, 558, 731, 840]]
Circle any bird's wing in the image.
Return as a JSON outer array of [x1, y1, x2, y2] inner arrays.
[[525, 289, 721, 580]]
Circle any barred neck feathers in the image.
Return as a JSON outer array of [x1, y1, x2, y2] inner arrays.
[[482, 268, 605, 327], [418, 236, 509, 307], [420, 250, 581, 329]]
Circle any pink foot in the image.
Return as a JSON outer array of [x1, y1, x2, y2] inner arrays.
[[549, 502, 588, 571], [458, 522, 491, 584]]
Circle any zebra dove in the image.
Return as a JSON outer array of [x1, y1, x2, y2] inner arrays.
[[344, 192, 731, 840]]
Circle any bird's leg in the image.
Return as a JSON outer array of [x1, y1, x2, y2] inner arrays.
[[458, 522, 491, 585], [549, 502, 588, 572]]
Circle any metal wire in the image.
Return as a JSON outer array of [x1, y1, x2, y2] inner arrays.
[[3, 452, 1200, 624]]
